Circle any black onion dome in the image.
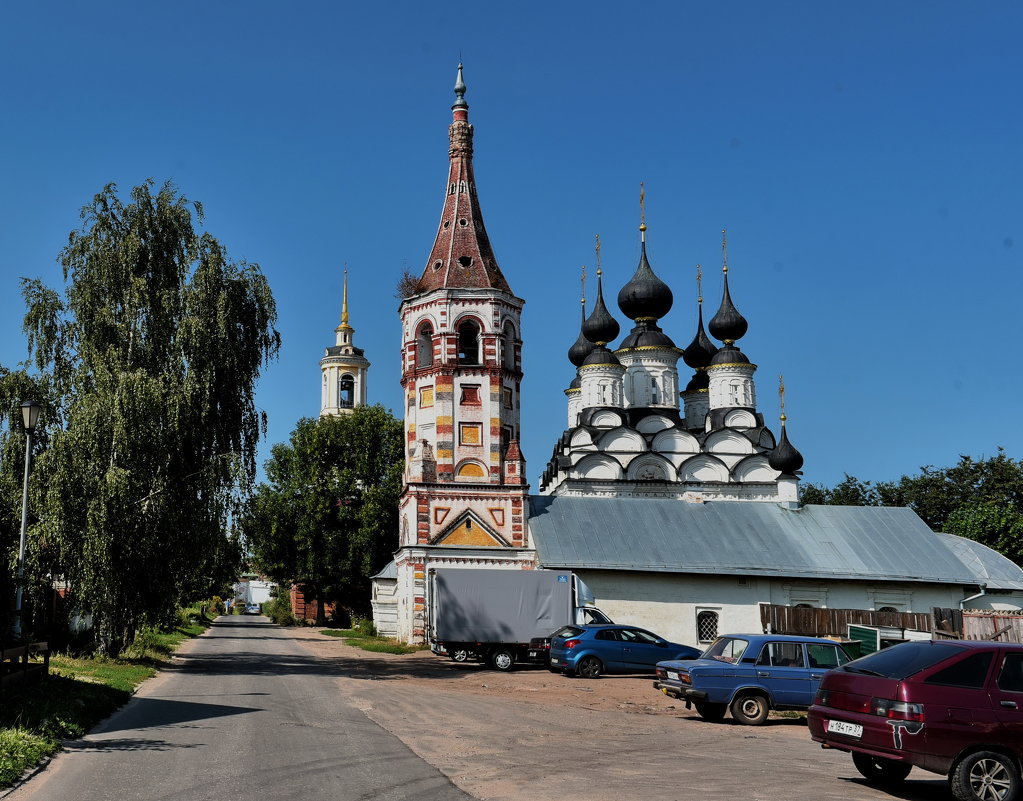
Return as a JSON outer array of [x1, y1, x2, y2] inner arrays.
[[682, 305, 716, 369], [568, 301, 595, 366], [582, 344, 621, 367], [710, 343, 750, 366], [619, 320, 676, 349], [768, 423, 804, 475], [684, 370, 709, 392], [569, 374, 582, 389], [708, 272, 748, 343], [617, 241, 673, 321], [582, 272, 620, 345]]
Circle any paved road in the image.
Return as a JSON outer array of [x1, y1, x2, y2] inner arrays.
[[5, 616, 471, 801]]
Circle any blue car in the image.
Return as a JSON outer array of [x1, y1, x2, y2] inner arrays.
[[653, 633, 853, 725], [549, 624, 701, 679]]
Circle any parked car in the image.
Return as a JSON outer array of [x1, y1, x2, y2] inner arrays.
[[808, 639, 1023, 799], [528, 607, 614, 668], [549, 624, 701, 678], [244, 604, 260, 615], [654, 633, 853, 724]]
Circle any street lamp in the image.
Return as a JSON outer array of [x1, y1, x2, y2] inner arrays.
[[13, 400, 41, 639]]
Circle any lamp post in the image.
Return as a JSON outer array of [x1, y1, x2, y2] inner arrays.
[[13, 400, 41, 639]]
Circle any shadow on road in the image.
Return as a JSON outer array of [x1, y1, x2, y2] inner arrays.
[[91, 697, 263, 735]]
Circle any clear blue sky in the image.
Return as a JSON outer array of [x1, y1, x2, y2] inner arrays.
[[2, 2, 1021, 489]]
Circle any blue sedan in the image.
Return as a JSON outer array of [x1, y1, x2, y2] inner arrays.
[[549, 624, 702, 679]]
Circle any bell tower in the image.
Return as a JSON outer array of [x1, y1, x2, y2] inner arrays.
[[320, 269, 369, 416], [394, 65, 532, 644]]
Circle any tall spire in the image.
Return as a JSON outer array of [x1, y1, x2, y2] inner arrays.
[[417, 63, 512, 294], [339, 266, 351, 330]]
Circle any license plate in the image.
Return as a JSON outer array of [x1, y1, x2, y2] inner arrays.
[[827, 720, 863, 738], [666, 671, 679, 681], [550, 658, 559, 665], [528, 651, 539, 658]]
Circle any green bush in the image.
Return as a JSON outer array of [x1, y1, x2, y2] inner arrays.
[[263, 594, 297, 626]]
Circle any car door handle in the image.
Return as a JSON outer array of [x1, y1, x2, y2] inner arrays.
[[757, 671, 770, 677], [810, 674, 823, 680], [1001, 700, 1018, 709]]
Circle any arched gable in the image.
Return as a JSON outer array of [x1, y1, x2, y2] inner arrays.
[[651, 428, 701, 456], [635, 414, 674, 435], [455, 460, 488, 481], [679, 454, 729, 482], [596, 426, 647, 454], [590, 410, 625, 428], [705, 429, 755, 455], [569, 428, 596, 450], [572, 453, 624, 481], [732, 454, 780, 482], [626, 453, 674, 481], [723, 409, 757, 429]]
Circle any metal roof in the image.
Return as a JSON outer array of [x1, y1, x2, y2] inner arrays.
[[527, 496, 1023, 590]]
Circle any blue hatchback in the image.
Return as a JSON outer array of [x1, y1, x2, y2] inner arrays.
[[549, 624, 701, 678]]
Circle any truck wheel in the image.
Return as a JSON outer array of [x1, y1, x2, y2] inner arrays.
[[950, 751, 1019, 801], [694, 702, 727, 722], [852, 753, 912, 786], [488, 648, 515, 671], [577, 656, 603, 679], [730, 693, 769, 725], [450, 647, 470, 663]]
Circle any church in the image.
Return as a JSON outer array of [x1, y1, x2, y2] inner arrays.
[[368, 66, 1023, 647]]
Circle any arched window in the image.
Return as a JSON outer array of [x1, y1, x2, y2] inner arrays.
[[417, 324, 434, 368], [697, 610, 719, 643], [651, 376, 660, 405], [502, 321, 516, 369], [458, 320, 480, 365], [338, 374, 355, 408]]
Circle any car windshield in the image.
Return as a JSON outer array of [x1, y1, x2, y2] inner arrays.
[[701, 637, 749, 663], [841, 641, 967, 679]]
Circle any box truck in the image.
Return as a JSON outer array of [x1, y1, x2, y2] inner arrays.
[[429, 568, 611, 670]]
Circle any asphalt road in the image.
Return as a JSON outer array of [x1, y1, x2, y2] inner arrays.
[[4, 616, 471, 801]]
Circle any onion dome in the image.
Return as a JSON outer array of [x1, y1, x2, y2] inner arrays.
[[619, 320, 675, 349], [684, 370, 709, 392], [569, 374, 582, 389], [710, 342, 750, 366], [582, 344, 621, 367], [582, 270, 620, 346], [682, 303, 715, 369], [709, 267, 748, 343], [568, 298, 595, 366], [617, 238, 673, 322], [769, 417, 804, 476]]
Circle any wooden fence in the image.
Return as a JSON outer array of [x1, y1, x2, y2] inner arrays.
[[0, 641, 50, 690], [760, 604, 933, 638]]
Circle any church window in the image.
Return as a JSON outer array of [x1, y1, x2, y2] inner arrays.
[[433, 260, 442, 271], [697, 610, 719, 643], [501, 426, 512, 452], [443, 220, 450, 229], [503, 387, 513, 409], [458, 320, 480, 365], [651, 376, 660, 405], [338, 374, 355, 408], [458, 218, 468, 226], [417, 324, 434, 368], [460, 385, 481, 405], [502, 321, 516, 369], [419, 386, 434, 408], [729, 380, 742, 406]]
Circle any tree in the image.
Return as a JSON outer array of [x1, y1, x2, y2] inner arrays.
[[19, 180, 279, 653], [242, 407, 404, 622]]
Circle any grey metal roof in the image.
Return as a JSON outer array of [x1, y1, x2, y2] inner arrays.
[[527, 496, 1023, 590], [370, 559, 397, 580]]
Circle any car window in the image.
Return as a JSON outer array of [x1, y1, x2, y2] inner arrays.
[[703, 637, 749, 663], [841, 641, 967, 679], [807, 644, 850, 669], [756, 642, 806, 668], [628, 629, 660, 645], [553, 626, 583, 639], [997, 654, 1023, 693], [923, 651, 993, 688], [595, 629, 619, 641]]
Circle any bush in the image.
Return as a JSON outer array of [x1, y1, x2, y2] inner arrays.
[[263, 594, 297, 626]]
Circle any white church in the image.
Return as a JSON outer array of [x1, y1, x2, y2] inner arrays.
[[362, 66, 1023, 647]]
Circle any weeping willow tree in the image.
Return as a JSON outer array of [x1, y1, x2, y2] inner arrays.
[[21, 180, 280, 653]]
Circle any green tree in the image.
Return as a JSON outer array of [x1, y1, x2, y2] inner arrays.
[[20, 180, 280, 653], [242, 407, 404, 623]]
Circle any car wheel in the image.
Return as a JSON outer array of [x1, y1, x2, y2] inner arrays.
[[577, 656, 603, 679], [729, 693, 769, 725], [488, 648, 515, 671], [951, 751, 1020, 801], [694, 702, 727, 722], [450, 648, 470, 663], [852, 753, 912, 786]]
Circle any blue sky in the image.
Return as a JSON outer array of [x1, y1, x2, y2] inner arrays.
[[2, 2, 1021, 489]]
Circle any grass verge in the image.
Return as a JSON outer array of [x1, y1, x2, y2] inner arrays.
[[0, 608, 210, 789], [320, 629, 427, 654]]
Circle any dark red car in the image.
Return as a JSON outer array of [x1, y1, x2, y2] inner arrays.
[[808, 639, 1023, 800]]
